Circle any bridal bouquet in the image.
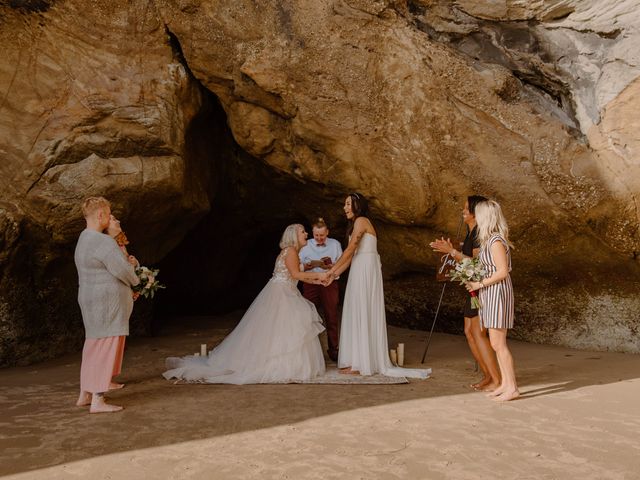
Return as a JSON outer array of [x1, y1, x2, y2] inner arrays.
[[447, 257, 486, 309], [133, 266, 165, 299]]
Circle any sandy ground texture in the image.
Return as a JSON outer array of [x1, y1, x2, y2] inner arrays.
[[1, 312, 639, 480]]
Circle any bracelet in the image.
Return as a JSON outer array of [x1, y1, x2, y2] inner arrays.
[[479, 282, 485, 288]]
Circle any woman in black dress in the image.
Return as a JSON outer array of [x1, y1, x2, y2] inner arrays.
[[430, 195, 501, 391]]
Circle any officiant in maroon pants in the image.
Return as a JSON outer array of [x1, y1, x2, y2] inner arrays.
[[299, 218, 343, 362]]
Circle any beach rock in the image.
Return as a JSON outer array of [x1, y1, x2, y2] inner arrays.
[[0, 0, 638, 365], [154, 0, 640, 352], [0, 1, 209, 364]]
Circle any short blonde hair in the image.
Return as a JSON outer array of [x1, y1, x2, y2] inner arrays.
[[279, 224, 303, 250], [81, 197, 111, 218], [312, 217, 328, 230], [475, 200, 514, 249]]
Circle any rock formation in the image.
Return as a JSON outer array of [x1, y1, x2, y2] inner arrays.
[[1, 0, 638, 365]]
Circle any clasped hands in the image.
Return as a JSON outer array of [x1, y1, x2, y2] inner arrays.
[[317, 271, 337, 286]]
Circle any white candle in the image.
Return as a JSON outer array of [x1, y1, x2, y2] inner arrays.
[[397, 343, 405, 367], [390, 349, 397, 366], [194, 352, 200, 357], [200, 344, 207, 356]]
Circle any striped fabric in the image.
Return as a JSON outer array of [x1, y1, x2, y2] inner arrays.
[[478, 234, 514, 329]]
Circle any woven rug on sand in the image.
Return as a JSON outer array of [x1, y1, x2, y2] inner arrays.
[[170, 368, 409, 385], [293, 368, 408, 385]]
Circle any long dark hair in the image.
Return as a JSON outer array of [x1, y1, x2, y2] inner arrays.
[[466, 194, 487, 235], [346, 192, 369, 238], [467, 195, 487, 215]]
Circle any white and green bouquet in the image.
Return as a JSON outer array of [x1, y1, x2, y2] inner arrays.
[[133, 266, 166, 299], [447, 257, 487, 309]]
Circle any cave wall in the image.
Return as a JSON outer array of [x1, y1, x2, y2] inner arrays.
[[0, 1, 210, 364], [153, 0, 640, 352], [0, 0, 639, 365]]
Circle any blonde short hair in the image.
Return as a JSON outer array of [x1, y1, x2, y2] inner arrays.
[[81, 197, 111, 218], [475, 200, 514, 249], [279, 224, 303, 250], [312, 217, 328, 230]]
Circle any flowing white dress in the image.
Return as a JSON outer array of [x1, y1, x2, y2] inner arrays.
[[338, 233, 431, 378], [163, 248, 326, 384]]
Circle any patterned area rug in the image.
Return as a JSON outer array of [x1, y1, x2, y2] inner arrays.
[[169, 368, 410, 385], [294, 368, 409, 384]]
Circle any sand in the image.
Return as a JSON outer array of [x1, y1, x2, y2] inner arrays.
[[1, 312, 639, 479]]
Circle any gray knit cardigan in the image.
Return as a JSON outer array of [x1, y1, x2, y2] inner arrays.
[[74, 229, 140, 338]]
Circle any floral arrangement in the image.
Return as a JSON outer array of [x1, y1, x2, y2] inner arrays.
[[447, 257, 487, 309], [133, 266, 165, 299]]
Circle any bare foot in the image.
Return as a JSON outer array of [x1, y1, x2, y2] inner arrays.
[[76, 391, 91, 407], [338, 367, 360, 375], [109, 382, 124, 390], [481, 382, 500, 392], [90, 403, 123, 414], [493, 389, 520, 402], [89, 395, 123, 414], [470, 377, 492, 390], [486, 386, 505, 398]]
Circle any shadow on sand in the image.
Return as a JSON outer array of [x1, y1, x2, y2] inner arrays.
[[1, 313, 638, 476]]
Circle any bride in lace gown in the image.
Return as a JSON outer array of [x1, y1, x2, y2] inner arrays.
[[163, 224, 328, 384], [327, 193, 431, 379]]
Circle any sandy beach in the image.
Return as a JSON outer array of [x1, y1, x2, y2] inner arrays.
[[1, 313, 639, 479]]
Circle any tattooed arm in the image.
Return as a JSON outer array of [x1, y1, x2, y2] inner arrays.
[[328, 217, 372, 278]]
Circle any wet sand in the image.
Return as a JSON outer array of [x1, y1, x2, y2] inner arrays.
[[1, 312, 639, 479]]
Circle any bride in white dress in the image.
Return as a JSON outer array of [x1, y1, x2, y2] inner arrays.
[[327, 193, 431, 379], [163, 224, 328, 384]]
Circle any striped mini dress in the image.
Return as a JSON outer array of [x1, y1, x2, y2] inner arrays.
[[478, 234, 514, 329]]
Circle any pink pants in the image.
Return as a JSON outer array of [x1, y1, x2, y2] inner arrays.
[[80, 336, 126, 393]]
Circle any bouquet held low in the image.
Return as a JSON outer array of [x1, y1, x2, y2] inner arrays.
[[447, 257, 487, 309]]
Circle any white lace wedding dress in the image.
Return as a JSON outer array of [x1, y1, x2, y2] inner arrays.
[[163, 248, 326, 384], [338, 233, 431, 378]]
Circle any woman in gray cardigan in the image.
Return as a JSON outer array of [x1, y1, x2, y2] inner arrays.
[[75, 197, 139, 414]]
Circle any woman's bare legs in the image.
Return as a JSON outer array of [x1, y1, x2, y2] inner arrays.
[[466, 316, 500, 390], [464, 316, 489, 388], [486, 328, 519, 401]]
